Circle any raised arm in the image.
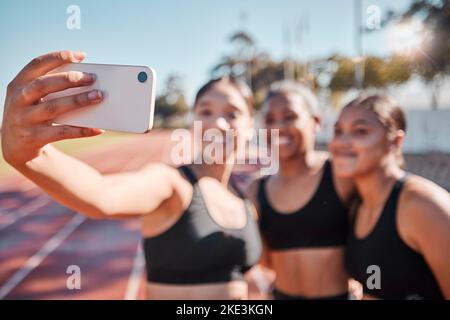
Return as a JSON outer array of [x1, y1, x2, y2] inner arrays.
[[2, 51, 175, 219]]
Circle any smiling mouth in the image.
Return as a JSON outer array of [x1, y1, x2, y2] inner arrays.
[[274, 135, 293, 146], [334, 151, 358, 158]]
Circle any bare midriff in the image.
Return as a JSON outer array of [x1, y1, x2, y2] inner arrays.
[[146, 280, 249, 300], [270, 246, 348, 298]]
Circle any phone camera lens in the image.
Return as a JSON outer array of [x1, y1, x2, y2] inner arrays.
[[138, 71, 148, 83]]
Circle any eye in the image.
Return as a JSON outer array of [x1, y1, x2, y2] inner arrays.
[[353, 127, 369, 135], [264, 115, 274, 125], [225, 111, 239, 119], [285, 113, 297, 121], [334, 127, 342, 136], [198, 109, 212, 117]]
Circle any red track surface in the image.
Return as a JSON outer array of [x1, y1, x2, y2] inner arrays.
[[0, 130, 274, 300]]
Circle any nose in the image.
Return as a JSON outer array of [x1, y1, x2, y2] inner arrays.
[[215, 117, 231, 131], [331, 131, 352, 149]]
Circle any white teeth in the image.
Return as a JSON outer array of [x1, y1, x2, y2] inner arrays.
[[277, 137, 291, 145]]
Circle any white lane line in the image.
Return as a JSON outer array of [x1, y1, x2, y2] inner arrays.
[[0, 197, 52, 231], [124, 243, 145, 300], [0, 214, 86, 299]]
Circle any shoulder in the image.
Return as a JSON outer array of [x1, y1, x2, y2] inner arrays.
[[322, 152, 356, 206], [246, 176, 264, 199], [139, 162, 193, 196], [398, 175, 450, 251], [245, 176, 267, 220], [400, 175, 450, 218]]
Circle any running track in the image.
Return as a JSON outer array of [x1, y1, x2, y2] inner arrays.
[[0, 130, 274, 300]]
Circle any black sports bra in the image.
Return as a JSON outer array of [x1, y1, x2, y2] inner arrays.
[[258, 160, 349, 250], [142, 165, 262, 284], [345, 176, 444, 299]]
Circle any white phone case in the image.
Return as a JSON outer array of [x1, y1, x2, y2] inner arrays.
[[42, 63, 156, 133]]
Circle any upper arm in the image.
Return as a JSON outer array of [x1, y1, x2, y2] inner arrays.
[[400, 178, 450, 298], [100, 162, 178, 217]]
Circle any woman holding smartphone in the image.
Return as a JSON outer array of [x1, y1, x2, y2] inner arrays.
[[330, 95, 450, 299], [246, 81, 355, 300], [1, 51, 262, 300]]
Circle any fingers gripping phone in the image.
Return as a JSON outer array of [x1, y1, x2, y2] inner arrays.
[[42, 63, 157, 134]]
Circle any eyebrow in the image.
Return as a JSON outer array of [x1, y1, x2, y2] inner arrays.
[[226, 103, 242, 111], [335, 119, 372, 127], [196, 101, 212, 108], [265, 106, 298, 114]]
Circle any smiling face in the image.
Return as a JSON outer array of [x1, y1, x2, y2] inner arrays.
[[192, 79, 253, 162], [329, 100, 405, 179], [261, 92, 320, 161]]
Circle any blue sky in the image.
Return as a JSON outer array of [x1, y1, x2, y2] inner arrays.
[[3, 0, 440, 120]]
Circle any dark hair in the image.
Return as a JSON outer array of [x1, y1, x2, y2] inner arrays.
[[264, 80, 319, 115], [344, 94, 407, 169], [194, 76, 254, 114]]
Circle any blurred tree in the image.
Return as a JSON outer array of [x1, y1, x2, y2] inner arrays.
[[329, 55, 412, 91], [318, 55, 413, 108], [385, 0, 450, 109], [328, 56, 357, 92], [211, 31, 256, 86], [211, 30, 316, 109], [154, 74, 188, 126]]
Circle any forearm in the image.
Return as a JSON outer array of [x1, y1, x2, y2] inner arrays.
[[13, 144, 110, 219]]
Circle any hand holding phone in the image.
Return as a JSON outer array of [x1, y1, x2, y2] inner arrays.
[[43, 63, 157, 133], [2, 51, 157, 167]]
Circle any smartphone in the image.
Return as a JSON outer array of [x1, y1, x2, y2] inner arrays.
[[42, 63, 157, 134]]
